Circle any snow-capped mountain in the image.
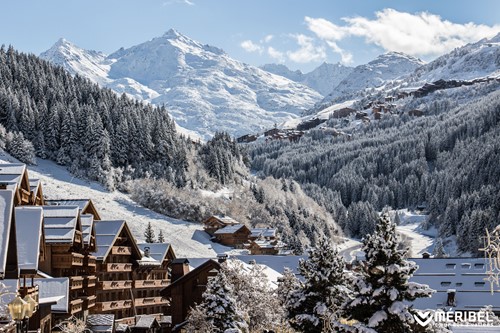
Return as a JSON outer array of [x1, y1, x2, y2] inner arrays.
[[320, 52, 424, 104], [402, 33, 500, 87], [40, 29, 322, 139], [261, 62, 353, 96]]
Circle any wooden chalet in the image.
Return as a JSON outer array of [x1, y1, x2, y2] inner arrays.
[[93, 220, 142, 322], [134, 243, 176, 317], [331, 107, 356, 119], [213, 224, 251, 248], [247, 239, 285, 255], [0, 164, 32, 206], [160, 259, 221, 329], [264, 128, 281, 137], [133, 315, 160, 333], [202, 215, 239, 236], [236, 134, 257, 144], [39, 205, 97, 318], [409, 109, 424, 117], [249, 228, 276, 241]]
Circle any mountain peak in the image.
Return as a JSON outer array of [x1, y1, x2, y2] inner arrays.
[[163, 28, 183, 39]]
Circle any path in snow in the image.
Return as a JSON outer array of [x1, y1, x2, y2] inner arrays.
[[396, 210, 435, 257]]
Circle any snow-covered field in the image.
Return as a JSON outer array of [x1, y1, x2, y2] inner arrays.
[[395, 209, 435, 257], [0, 152, 229, 258]]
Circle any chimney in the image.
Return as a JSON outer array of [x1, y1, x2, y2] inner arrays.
[[217, 254, 227, 263], [446, 289, 456, 306], [144, 246, 150, 257], [171, 259, 190, 282]]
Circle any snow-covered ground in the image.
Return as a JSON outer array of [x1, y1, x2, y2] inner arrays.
[[0, 152, 228, 258], [395, 209, 435, 257]]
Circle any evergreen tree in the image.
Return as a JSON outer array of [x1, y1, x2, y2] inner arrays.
[[187, 268, 247, 332], [432, 238, 447, 258], [284, 236, 348, 333], [157, 230, 165, 243], [337, 214, 434, 332], [144, 222, 155, 243]]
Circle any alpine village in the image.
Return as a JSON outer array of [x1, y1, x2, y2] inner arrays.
[[0, 2, 500, 333]]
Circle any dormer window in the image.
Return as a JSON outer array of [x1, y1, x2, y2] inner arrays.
[[461, 263, 471, 269], [475, 282, 485, 287], [441, 282, 451, 287], [474, 263, 484, 269], [446, 264, 456, 269]]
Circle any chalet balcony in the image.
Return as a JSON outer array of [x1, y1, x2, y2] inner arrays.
[[70, 276, 84, 290], [84, 255, 97, 268], [134, 297, 169, 307], [52, 252, 84, 268], [111, 246, 132, 255], [104, 263, 133, 272], [134, 280, 168, 289], [74, 230, 83, 244], [84, 275, 97, 288], [82, 295, 96, 309], [99, 280, 132, 290], [69, 299, 83, 314], [95, 299, 133, 312]]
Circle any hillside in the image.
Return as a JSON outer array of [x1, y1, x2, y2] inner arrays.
[[40, 29, 322, 139]]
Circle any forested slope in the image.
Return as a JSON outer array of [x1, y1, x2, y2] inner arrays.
[[251, 83, 500, 253]]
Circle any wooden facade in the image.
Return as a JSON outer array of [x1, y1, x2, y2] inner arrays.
[[213, 224, 251, 247], [161, 259, 221, 329], [202, 215, 239, 236]]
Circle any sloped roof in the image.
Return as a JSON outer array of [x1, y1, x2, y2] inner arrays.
[[42, 206, 80, 243], [0, 164, 26, 186], [94, 220, 141, 261], [80, 214, 94, 246], [410, 258, 500, 311], [161, 259, 220, 296], [214, 224, 248, 235], [87, 314, 115, 333], [45, 199, 101, 220], [135, 315, 159, 329], [15, 206, 44, 272], [205, 215, 239, 225], [137, 243, 174, 263], [0, 190, 15, 278], [29, 178, 41, 196], [36, 277, 70, 313], [250, 228, 276, 238]]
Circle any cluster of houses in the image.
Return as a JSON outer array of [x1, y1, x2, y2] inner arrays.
[[236, 128, 305, 144], [0, 162, 231, 333], [203, 215, 287, 255]]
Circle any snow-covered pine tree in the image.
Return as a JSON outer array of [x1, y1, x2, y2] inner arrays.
[[432, 238, 447, 258], [337, 214, 434, 332], [187, 268, 247, 333], [144, 222, 155, 243], [157, 230, 165, 243], [284, 236, 348, 333]]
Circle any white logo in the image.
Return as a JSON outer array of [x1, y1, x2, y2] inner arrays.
[[414, 311, 433, 327]]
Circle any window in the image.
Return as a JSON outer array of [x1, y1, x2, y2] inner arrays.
[[475, 282, 485, 287], [461, 263, 471, 269], [455, 283, 463, 287], [441, 282, 452, 287], [446, 264, 456, 269], [474, 263, 484, 269]]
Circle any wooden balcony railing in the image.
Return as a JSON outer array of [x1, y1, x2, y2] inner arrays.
[[134, 279, 170, 288], [20, 188, 31, 204], [84, 275, 97, 288], [99, 280, 133, 290], [70, 276, 84, 290], [95, 299, 133, 312], [104, 263, 133, 272], [70, 299, 84, 314], [52, 253, 84, 268], [111, 246, 132, 255], [84, 255, 97, 268], [74, 230, 83, 244], [82, 295, 96, 309], [134, 297, 169, 307]]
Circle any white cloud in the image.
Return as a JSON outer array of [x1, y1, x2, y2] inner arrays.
[[240, 40, 263, 53], [305, 9, 500, 58], [262, 35, 274, 43], [287, 34, 326, 63], [267, 46, 285, 62]]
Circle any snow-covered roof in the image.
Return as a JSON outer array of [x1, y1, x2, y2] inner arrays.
[[250, 228, 276, 238], [135, 315, 159, 329], [234, 255, 308, 277], [214, 224, 247, 235], [137, 243, 173, 263], [0, 164, 27, 187], [251, 240, 275, 249], [94, 220, 126, 260], [87, 314, 115, 333], [207, 215, 239, 225], [136, 250, 161, 267], [1, 279, 19, 305], [29, 178, 41, 194], [410, 258, 500, 311], [80, 214, 94, 245], [15, 206, 44, 272], [36, 277, 70, 313], [42, 205, 80, 243], [45, 199, 90, 212], [0, 190, 15, 278]]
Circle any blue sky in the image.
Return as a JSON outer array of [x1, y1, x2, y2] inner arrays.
[[2, 0, 499, 72]]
